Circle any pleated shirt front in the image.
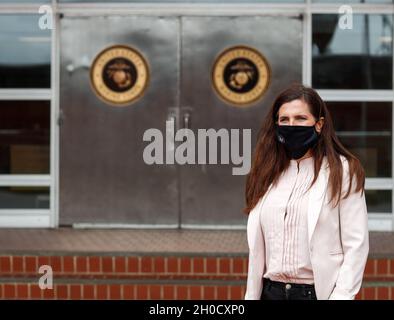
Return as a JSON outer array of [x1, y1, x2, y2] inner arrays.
[[260, 156, 315, 284]]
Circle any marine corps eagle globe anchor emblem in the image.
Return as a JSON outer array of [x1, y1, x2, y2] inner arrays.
[[90, 45, 149, 106], [212, 45, 270, 107]]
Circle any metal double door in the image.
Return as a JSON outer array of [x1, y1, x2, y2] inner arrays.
[[59, 15, 302, 227]]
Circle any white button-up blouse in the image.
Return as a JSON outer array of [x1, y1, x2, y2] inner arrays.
[[260, 155, 315, 284]]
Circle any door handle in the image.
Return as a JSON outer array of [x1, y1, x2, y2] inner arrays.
[[166, 112, 177, 154], [183, 112, 191, 129]]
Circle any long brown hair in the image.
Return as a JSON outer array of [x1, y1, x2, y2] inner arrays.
[[244, 83, 365, 215]]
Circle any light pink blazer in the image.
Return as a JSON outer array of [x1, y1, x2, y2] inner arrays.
[[244, 155, 369, 300]]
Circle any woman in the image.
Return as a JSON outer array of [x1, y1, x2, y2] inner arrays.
[[244, 83, 369, 300]]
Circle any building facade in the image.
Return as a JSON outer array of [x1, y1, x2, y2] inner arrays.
[[0, 0, 393, 231]]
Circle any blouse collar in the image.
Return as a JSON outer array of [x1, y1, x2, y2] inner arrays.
[[290, 155, 314, 170]]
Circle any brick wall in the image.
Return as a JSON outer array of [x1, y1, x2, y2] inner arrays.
[[0, 255, 392, 300]]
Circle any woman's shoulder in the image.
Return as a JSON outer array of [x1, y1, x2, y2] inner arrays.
[[325, 154, 349, 166], [322, 154, 350, 176]]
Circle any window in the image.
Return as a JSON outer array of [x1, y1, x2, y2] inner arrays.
[[0, 101, 50, 174], [312, 14, 393, 89], [0, 12, 53, 227], [327, 101, 392, 178], [312, 9, 394, 230]]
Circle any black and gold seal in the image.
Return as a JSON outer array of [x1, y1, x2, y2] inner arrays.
[[90, 45, 149, 106], [212, 46, 270, 106]]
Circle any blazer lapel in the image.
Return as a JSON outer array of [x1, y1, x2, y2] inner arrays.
[[307, 158, 330, 243]]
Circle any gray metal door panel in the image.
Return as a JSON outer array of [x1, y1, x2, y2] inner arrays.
[[180, 16, 303, 226], [60, 16, 180, 225]]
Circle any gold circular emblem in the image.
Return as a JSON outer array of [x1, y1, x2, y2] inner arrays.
[[212, 46, 270, 106], [90, 45, 149, 106]]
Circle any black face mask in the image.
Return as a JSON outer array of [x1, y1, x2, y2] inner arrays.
[[275, 123, 319, 160]]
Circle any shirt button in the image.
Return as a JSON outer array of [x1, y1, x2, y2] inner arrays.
[[285, 284, 292, 290]]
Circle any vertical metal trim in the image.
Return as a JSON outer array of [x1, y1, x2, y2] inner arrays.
[[303, 0, 312, 86], [391, 11, 394, 231], [51, 0, 60, 227], [177, 17, 183, 229]]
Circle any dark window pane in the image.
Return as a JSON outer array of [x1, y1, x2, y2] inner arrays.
[[0, 187, 49, 209], [365, 190, 391, 214], [0, 15, 51, 88], [312, 14, 393, 89], [0, 101, 50, 174], [327, 101, 392, 177]]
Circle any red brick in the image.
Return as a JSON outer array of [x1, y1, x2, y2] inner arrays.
[[176, 285, 188, 300], [0, 257, 11, 273], [240, 286, 246, 299], [128, 257, 138, 273], [16, 284, 28, 299], [180, 258, 191, 273], [76, 257, 87, 273], [56, 285, 69, 300], [96, 284, 108, 299], [13, 257, 24, 273], [141, 257, 152, 273], [206, 258, 217, 273], [167, 257, 178, 273], [154, 257, 165, 273], [233, 258, 244, 274], [378, 287, 389, 300], [203, 286, 215, 300], [390, 259, 394, 276], [355, 291, 362, 300], [70, 285, 81, 300], [193, 258, 204, 273], [150, 285, 161, 299], [123, 285, 134, 300], [219, 258, 230, 274], [109, 285, 121, 300], [102, 257, 113, 273], [115, 257, 126, 273], [136, 285, 148, 299], [163, 285, 174, 300], [50, 256, 62, 273], [38, 256, 50, 270], [230, 286, 242, 300], [89, 257, 100, 273], [0, 284, 2, 299], [190, 286, 201, 300], [30, 284, 42, 299], [25, 256, 37, 273], [361, 287, 366, 300], [217, 286, 228, 299], [43, 287, 55, 299], [377, 260, 388, 275], [3, 284, 15, 299], [363, 287, 376, 300], [63, 256, 74, 273], [364, 259, 375, 276], [83, 285, 95, 299]]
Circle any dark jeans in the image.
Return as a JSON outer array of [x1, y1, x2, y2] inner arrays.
[[260, 278, 317, 300]]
